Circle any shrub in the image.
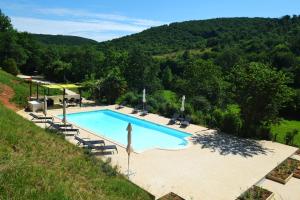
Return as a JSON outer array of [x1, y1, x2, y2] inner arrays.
[[285, 129, 299, 145], [191, 95, 211, 113], [2, 58, 18, 75], [210, 108, 224, 128], [210, 105, 242, 135], [222, 111, 242, 135], [191, 111, 206, 125]]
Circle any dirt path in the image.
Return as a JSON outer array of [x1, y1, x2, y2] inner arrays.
[[0, 84, 18, 111]]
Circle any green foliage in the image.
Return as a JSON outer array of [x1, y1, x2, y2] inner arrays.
[[285, 129, 299, 145], [32, 33, 98, 46], [210, 105, 242, 135], [230, 62, 293, 137], [271, 120, 300, 147], [0, 103, 153, 200], [125, 49, 162, 92], [191, 96, 211, 113], [280, 89, 300, 119], [0, 9, 12, 31], [99, 16, 300, 56], [46, 60, 72, 82], [238, 186, 272, 200], [161, 66, 173, 89], [182, 59, 226, 106], [2, 58, 18, 75], [0, 70, 29, 106], [100, 68, 127, 104]]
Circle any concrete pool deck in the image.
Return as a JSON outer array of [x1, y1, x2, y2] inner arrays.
[[18, 105, 298, 200]]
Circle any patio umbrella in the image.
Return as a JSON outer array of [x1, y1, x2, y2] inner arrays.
[[142, 88, 146, 111], [126, 123, 133, 178], [180, 95, 185, 112], [43, 95, 47, 116]]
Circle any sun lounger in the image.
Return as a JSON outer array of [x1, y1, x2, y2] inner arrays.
[[30, 113, 53, 121], [89, 143, 118, 153], [48, 121, 73, 128], [52, 126, 79, 135], [132, 106, 141, 114], [74, 135, 105, 147], [180, 117, 191, 128], [115, 101, 127, 109], [168, 113, 179, 125], [140, 110, 148, 116]]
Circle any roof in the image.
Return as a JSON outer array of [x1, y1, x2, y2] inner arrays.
[[41, 84, 82, 89]]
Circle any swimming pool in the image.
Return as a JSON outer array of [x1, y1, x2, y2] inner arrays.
[[59, 109, 191, 152]]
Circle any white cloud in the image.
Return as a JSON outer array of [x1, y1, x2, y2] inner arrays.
[[11, 16, 148, 41], [36, 7, 166, 27], [4, 3, 167, 41]]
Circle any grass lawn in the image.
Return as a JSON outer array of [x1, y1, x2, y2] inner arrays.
[[271, 120, 300, 147], [0, 103, 153, 200]]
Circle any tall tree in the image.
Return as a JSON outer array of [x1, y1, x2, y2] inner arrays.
[[0, 9, 12, 31], [230, 62, 292, 137], [125, 49, 161, 92], [100, 68, 127, 104]]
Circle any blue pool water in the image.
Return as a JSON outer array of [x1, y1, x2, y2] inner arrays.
[[59, 110, 191, 152]]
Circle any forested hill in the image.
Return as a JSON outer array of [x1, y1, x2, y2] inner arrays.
[[31, 34, 98, 46], [98, 16, 300, 55]]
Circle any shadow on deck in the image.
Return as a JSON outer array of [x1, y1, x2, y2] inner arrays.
[[191, 131, 273, 157]]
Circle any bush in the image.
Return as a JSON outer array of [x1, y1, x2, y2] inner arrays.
[[191, 95, 211, 113], [222, 111, 242, 135], [257, 126, 272, 140], [158, 102, 179, 117], [191, 111, 206, 125], [285, 129, 299, 145], [116, 91, 138, 105], [210, 108, 224, 128], [210, 105, 242, 135], [2, 58, 18, 75]]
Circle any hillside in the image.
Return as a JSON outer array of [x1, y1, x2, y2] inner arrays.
[[98, 16, 300, 55], [32, 34, 98, 46]]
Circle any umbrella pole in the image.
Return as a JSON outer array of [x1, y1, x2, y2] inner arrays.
[[29, 81, 32, 100], [36, 83, 39, 100], [127, 154, 130, 179]]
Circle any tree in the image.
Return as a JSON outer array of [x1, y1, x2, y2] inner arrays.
[[182, 59, 226, 106], [215, 48, 240, 71], [2, 58, 18, 75], [45, 60, 72, 82], [161, 66, 173, 89], [0, 31, 27, 67], [0, 9, 12, 32], [230, 62, 292, 137], [100, 68, 127, 104], [125, 49, 161, 92]]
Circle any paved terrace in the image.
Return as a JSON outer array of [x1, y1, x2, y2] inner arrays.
[[18, 105, 298, 200]]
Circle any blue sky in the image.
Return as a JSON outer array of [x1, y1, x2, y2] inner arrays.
[[0, 0, 299, 41]]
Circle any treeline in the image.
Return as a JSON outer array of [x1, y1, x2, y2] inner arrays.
[[32, 34, 98, 46], [0, 9, 299, 139]]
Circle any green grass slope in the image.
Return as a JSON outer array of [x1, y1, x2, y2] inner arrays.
[[0, 103, 153, 199], [0, 70, 31, 107]]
